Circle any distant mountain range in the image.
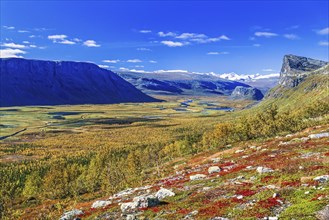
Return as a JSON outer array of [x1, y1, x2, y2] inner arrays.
[[117, 70, 279, 96], [0, 58, 159, 107]]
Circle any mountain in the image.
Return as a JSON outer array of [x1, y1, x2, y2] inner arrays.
[[230, 86, 264, 100], [0, 58, 159, 107], [218, 72, 280, 95], [118, 70, 251, 96], [266, 55, 328, 99]]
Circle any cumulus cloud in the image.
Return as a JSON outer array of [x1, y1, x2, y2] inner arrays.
[[127, 59, 142, 63], [18, 30, 30, 33], [83, 40, 100, 47], [149, 60, 157, 63], [59, 39, 76, 45], [98, 64, 109, 69], [319, 41, 329, 46], [284, 34, 299, 40], [0, 48, 26, 58], [103, 59, 120, 63], [255, 32, 278, 37], [22, 41, 30, 44], [48, 34, 77, 45], [3, 26, 15, 30], [176, 33, 207, 39], [139, 30, 151, 33], [207, 51, 229, 55], [317, 27, 329, 35], [1, 42, 27, 49], [161, 41, 185, 47], [48, 34, 67, 41], [29, 45, 37, 48], [158, 32, 177, 37]]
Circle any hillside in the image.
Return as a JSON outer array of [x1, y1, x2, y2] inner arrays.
[[0, 58, 159, 107]]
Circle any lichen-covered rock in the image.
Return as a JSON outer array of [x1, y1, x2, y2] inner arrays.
[[133, 194, 159, 208], [308, 132, 329, 139], [189, 174, 207, 181], [316, 205, 329, 220], [256, 166, 274, 174], [208, 166, 221, 174], [91, 200, 112, 209], [314, 175, 329, 183], [230, 86, 264, 100], [120, 202, 138, 214], [59, 209, 83, 220], [155, 188, 175, 200]]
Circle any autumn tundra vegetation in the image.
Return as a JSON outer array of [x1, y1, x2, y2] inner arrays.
[[0, 64, 329, 219]]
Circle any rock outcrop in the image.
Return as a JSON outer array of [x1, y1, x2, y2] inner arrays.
[[230, 86, 264, 100], [0, 58, 159, 107], [279, 54, 328, 88]]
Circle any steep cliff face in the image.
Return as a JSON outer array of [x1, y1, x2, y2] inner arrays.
[[230, 86, 264, 100], [0, 58, 159, 107], [279, 54, 328, 88]]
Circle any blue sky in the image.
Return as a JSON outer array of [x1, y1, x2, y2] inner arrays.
[[1, 1, 328, 74]]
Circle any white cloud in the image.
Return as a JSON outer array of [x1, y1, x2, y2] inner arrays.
[[207, 51, 229, 55], [139, 30, 151, 33], [284, 34, 299, 40], [317, 27, 329, 35], [149, 60, 157, 63], [1, 42, 26, 49], [319, 41, 329, 46], [48, 34, 67, 41], [161, 41, 185, 47], [3, 26, 15, 30], [137, 47, 151, 51], [83, 40, 100, 47], [73, 38, 82, 42], [59, 39, 76, 45], [135, 65, 144, 68], [0, 48, 26, 58], [18, 30, 30, 33], [98, 64, 109, 68], [253, 43, 261, 47], [262, 68, 275, 72], [176, 33, 207, 39], [103, 59, 120, 63], [22, 41, 30, 44], [158, 31, 177, 37], [29, 45, 37, 48], [29, 35, 36, 38], [127, 59, 142, 63], [255, 32, 278, 37]]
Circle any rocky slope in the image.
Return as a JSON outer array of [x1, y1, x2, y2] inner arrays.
[[279, 54, 328, 88], [58, 126, 329, 220], [0, 58, 159, 107], [230, 86, 264, 100]]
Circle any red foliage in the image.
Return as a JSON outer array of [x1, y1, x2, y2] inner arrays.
[[281, 180, 301, 187], [308, 165, 325, 171], [311, 193, 326, 201], [177, 208, 190, 215], [198, 200, 230, 216], [236, 189, 257, 197], [324, 152, 329, 156], [258, 197, 281, 208], [231, 197, 245, 203], [150, 207, 161, 213], [261, 175, 275, 183]]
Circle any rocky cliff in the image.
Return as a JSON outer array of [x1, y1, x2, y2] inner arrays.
[[279, 54, 328, 88], [0, 58, 159, 107], [230, 86, 264, 100]]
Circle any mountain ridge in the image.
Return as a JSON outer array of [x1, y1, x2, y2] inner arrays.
[[0, 58, 159, 107]]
